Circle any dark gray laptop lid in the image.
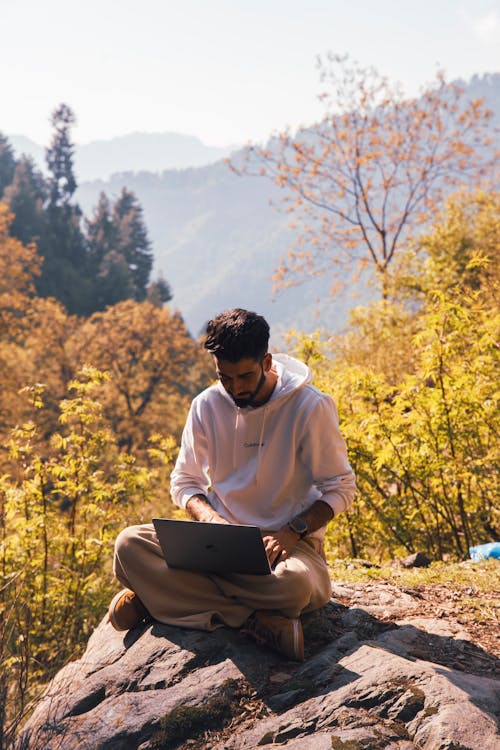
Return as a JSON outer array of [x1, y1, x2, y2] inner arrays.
[[153, 518, 272, 575]]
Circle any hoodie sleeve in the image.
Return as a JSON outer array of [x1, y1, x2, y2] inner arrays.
[[170, 399, 211, 509], [300, 393, 356, 517]]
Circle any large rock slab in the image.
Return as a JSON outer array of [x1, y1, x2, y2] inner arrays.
[[16, 589, 500, 750]]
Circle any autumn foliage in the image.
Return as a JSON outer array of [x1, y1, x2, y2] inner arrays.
[[0, 203, 41, 336], [0, 73, 499, 743], [0, 213, 211, 741], [0, 370, 176, 742], [290, 190, 499, 562], [233, 55, 495, 296]]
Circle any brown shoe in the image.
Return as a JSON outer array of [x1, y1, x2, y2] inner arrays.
[[241, 610, 304, 661], [108, 588, 149, 631]]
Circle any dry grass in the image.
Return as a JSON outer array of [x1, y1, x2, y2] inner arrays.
[[327, 557, 500, 658]]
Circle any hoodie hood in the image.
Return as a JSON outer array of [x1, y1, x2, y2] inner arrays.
[[271, 353, 312, 402]]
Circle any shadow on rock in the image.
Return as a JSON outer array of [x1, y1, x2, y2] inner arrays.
[[15, 597, 500, 750]]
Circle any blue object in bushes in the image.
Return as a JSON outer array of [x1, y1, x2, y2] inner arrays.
[[469, 542, 500, 562]]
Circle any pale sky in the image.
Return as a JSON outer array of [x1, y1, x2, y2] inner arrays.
[[2, 0, 500, 147]]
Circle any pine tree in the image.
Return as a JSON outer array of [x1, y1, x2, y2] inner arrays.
[[0, 133, 16, 198], [85, 188, 155, 309], [46, 104, 77, 206], [112, 188, 153, 301], [147, 275, 173, 307], [40, 104, 91, 315], [95, 250, 136, 307], [3, 157, 47, 247], [86, 192, 116, 269], [86, 191, 134, 309]]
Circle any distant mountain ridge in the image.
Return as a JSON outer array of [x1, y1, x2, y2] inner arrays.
[[460, 73, 500, 119], [75, 73, 499, 337], [8, 131, 239, 182], [10, 73, 500, 338], [77, 163, 358, 338]]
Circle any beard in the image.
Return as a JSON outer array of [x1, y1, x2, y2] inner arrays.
[[230, 367, 266, 408]]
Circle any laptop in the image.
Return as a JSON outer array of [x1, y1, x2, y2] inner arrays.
[[152, 518, 272, 575]]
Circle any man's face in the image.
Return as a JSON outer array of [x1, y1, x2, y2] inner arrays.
[[214, 354, 271, 407]]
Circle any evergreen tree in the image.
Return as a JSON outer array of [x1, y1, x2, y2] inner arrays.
[[3, 157, 47, 247], [95, 250, 135, 307], [46, 104, 77, 206], [2, 109, 164, 316], [40, 104, 91, 315], [86, 191, 134, 309], [112, 188, 153, 300], [86, 192, 116, 269], [0, 133, 16, 198], [85, 188, 155, 309], [147, 275, 173, 307]]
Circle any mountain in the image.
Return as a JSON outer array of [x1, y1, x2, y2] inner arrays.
[[10, 73, 500, 339], [8, 132, 238, 182], [463, 72, 500, 120], [75, 133, 238, 182], [76, 73, 500, 338], [76, 164, 364, 338], [8, 134, 46, 168]]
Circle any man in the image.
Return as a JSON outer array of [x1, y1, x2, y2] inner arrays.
[[109, 308, 355, 661]]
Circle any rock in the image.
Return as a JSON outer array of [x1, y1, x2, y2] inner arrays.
[[331, 580, 422, 619], [15, 589, 500, 750], [399, 552, 432, 568]]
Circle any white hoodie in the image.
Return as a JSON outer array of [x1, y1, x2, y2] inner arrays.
[[170, 353, 355, 539]]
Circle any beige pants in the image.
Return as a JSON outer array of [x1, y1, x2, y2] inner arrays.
[[113, 523, 332, 631]]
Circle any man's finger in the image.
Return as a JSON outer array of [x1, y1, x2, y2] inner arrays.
[[271, 550, 283, 569]]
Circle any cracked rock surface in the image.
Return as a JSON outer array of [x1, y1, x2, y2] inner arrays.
[[16, 584, 500, 750]]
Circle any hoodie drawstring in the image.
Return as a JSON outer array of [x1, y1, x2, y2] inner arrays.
[[233, 408, 240, 469], [256, 406, 267, 484]]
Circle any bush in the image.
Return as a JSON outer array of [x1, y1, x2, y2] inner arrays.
[[0, 367, 174, 745]]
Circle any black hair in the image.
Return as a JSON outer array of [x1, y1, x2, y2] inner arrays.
[[204, 308, 270, 362]]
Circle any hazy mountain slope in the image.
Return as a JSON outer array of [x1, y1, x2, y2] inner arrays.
[[75, 133, 238, 182], [8, 132, 238, 182], [77, 163, 364, 337], [8, 135, 46, 168], [464, 73, 500, 120], [76, 74, 499, 337]]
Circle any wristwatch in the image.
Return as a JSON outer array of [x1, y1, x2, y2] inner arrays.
[[288, 515, 308, 538]]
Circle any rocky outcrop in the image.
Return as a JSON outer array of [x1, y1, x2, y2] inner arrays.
[[16, 583, 500, 749]]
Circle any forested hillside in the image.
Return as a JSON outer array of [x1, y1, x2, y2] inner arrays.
[[1, 105, 171, 317]]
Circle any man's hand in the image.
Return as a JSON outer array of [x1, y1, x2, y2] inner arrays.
[[263, 501, 334, 567], [263, 526, 300, 567], [186, 495, 229, 524]]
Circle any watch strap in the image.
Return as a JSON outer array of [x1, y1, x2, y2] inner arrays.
[[287, 515, 308, 538]]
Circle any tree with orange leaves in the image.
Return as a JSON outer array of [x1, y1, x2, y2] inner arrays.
[[233, 55, 494, 298], [0, 201, 41, 338], [73, 300, 212, 454]]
